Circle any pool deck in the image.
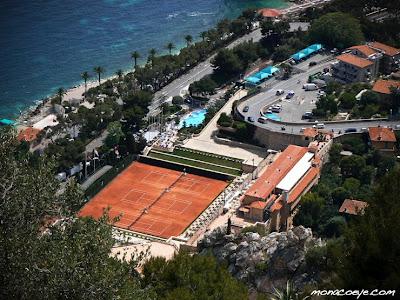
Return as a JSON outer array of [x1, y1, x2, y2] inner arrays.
[[183, 90, 266, 165]]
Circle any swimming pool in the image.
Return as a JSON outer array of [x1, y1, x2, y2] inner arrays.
[[263, 113, 281, 121], [179, 109, 207, 128]]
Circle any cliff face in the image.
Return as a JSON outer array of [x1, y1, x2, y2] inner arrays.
[[198, 226, 325, 293]]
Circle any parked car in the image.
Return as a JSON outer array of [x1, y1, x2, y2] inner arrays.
[[258, 117, 268, 124], [286, 91, 295, 99], [316, 123, 325, 129], [345, 128, 357, 133], [302, 112, 313, 120], [266, 109, 273, 114], [248, 116, 255, 122], [271, 107, 281, 113], [281, 126, 286, 131], [243, 106, 249, 112], [276, 89, 285, 96], [299, 128, 306, 133], [309, 61, 317, 67]]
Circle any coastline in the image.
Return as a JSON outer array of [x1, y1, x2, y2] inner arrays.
[[14, 0, 329, 131]]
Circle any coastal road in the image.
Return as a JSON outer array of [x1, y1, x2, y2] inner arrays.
[[148, 28, 264, 116]]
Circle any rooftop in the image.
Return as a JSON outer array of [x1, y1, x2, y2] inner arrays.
[[249, 201, 267, 210], [339, 199, 368, 215], [349, 45, 377, 57], [336, 53, 373, 68], [17, 127, 41, 142], [288, 167, 319, 203], [276, 152, 314, 192], [372, 79, 400, 95], [368, 127, 397, 143], [369, 41, 400, 57], [303, 127, 318, 138], [245, 145, 308, 200], [258, 8, 281, 18]]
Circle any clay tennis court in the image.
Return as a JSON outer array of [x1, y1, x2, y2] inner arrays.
[[79, 162, 228, 239]]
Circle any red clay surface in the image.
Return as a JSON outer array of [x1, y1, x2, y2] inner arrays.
[[79, 162, 228, 239]]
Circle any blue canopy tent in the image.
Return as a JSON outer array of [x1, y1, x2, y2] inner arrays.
[[0, 118, 15, 126], [244, 66, 279, 85], [292, 44, 323, 61]]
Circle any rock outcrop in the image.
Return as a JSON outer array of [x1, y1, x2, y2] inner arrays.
[[198, 226, 324, 293]]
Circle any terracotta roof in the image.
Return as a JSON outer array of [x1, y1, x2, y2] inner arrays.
[[258, 8, 281, 18], [250, 201, 267, 209], [368, 127, 397, 142], [17, 127, 41, 142], [372, 79, 400, 95], [245, 145, 308, 200], [288, 167, 319, 203], [336, 53, 373, 68], [349, 45, 377, 57], [339, 199, 368, 215], [270, 200, 283, 212], [303, 127, 318, 138], [369, 42, 400, 57]]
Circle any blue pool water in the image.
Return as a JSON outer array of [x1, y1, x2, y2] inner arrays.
[[179, 109, 207, 128], [264, 113, 281, 121]]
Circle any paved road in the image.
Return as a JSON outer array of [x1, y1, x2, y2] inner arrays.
[[237, 58, 400, 135], [148, 28, 264, 116]]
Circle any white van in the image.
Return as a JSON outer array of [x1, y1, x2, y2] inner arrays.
[[258, 117, 268, 124], [303, 83, 318, 91], [316, 123, 325, 129]]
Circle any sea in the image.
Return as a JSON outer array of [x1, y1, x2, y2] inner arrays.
[[0, 0, 287, 119]]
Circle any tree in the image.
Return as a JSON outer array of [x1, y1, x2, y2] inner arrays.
[[340, 155, 366, 179], [294, 192, 325, 231], [360, 90, 380, 106], [131, 51, 140, 69], [81, 71, 90, 95], [115, 69, 123, 81], [322, 216, 346, 238], [212, 48, 243, 77], [339, 92, 356, 109], [172, 95, 184, 105], [165, 42, 175, 55], [230, 18, 247, 36], [331, 187, 350, 206], [184, 35, 193, 47], [56, 87, 66, 104], [389, 86, 400, 113], [148, 48, 157, 66], [308, 12, 364, 49], [199, 31, 207, 42], [105, 121, 125, 148], [93, 66, 105, 84], [0, 128, 148, 299], [338, 168, 400, 289], [272, 44, 293, 62], [142, 251, 248, 300]]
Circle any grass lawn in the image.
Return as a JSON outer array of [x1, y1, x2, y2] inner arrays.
[[173, 147, 242, 169], [148, 151, 242, 176]]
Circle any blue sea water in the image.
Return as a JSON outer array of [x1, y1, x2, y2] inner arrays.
[[0, 0, 287, 119]]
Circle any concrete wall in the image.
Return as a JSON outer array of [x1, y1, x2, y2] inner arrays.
[[253, 126, 309, 150]]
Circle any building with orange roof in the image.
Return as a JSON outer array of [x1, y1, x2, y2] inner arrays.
[[349, 45, 378, 58], [368, 42, 400, 73], [339, 199, 368, 216], [17, 127, 41, 143], [239, 144, 322, 230], [332, 52, 379, 83], [368, 127, 397, 152], [372, 79, 400, 95], [258, 8, 281, 19]]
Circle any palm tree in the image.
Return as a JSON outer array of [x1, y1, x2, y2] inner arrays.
[[269, 281, 309, 300], [81, 71, 90, 95], [57, 87, 66, 104], [185, 35, 193, 47], [165, 42, 175, 55], [131, 51, 140, 69], [148, 48, 157, 66], [115, 69, 123, 80], [93, 66, 105, 84], [200, 31, 207, 42]]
